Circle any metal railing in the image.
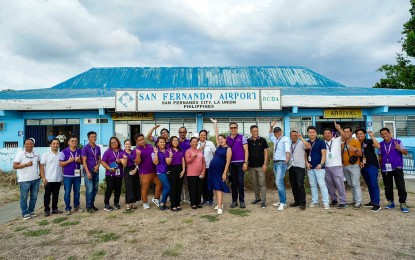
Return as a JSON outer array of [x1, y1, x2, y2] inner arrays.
[[404, 146, 415, 175]]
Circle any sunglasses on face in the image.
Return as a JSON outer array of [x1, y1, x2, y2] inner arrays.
[[229, 127, 237, 129]]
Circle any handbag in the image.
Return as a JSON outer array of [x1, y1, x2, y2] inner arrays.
[[346, 144, 358, 164]]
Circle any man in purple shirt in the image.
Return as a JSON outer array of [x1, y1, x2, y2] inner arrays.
[[378, 127, 409, 213], [59, 135, 83, 215], [227, 122, 249, 208], [179, 127, 191, 203], [82, 131, 101, 213]]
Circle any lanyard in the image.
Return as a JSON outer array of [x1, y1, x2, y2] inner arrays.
[[291, 141, 298, 155], [384, 140, 393, 162], [90, 146, 97, 159], [274, 137, 283, 153], [69, 150, 77, 158], [325, 140, 333, 152], [112, 150, 119, 161]]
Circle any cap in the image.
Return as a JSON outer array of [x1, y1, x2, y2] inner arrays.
[[273, 127, 282, 132]]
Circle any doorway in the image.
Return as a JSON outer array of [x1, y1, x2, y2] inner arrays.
[[130, 125, 140, 146]]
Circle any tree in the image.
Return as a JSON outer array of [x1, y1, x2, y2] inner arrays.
[[374, 0, 415, 89]]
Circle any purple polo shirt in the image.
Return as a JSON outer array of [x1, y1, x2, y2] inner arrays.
[[136, 144, 156, 175], [59, 148, 82, 177], [101, 149, 124, 177], [179, 139, 191, 154], [119, 150, 136, 167], [226, 134, 247, 163], [378, 139, 405, 172], [81, 143, 101, 170], [152, 150, 168, 174], [171, 149, 184, 166]]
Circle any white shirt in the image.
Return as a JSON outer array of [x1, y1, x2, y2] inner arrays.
[[14, 150, 40, 182], [324, 137, 343, 167], [269, 134, 290, 161], [41, 150, 63, 182], [56, 134, 66, 143], [197, 140, 216, 168]]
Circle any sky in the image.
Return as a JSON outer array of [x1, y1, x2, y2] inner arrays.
[[0, 0, 412, 90]]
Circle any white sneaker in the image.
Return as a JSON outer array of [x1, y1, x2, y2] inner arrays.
[[309, 202, 318, 208], [214, 205, 219, 210], [217, 208, 223, 215], [152, 198, 160, 207], [143, 203, 150, 209], [324, 204, 330, 210], [273, 202, 280, 207], [277, 203, 286, 211]]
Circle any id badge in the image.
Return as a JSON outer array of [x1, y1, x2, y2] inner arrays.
[[328, 153, 332, 159], [291, 156, 294, 161], [74, 169, 81, 177], [362, 158, 366, 164], [385, 163, 392, 172], [115, 169, 120, 176], [308, 155, 311, 161]]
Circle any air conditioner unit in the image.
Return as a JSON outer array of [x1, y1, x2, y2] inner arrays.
[[0, 122, 4, 131]]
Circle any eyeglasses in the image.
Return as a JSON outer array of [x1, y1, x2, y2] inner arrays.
[[25, 152, 34, 159], [229, 127, 237, 129]]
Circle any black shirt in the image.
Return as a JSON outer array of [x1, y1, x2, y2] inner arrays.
[[360, 139, 380, 168], [247, 137, 269, 167]]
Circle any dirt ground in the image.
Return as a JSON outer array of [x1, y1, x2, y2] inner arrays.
[[0, 184, 414, 260], [0, 185, 20, 206]]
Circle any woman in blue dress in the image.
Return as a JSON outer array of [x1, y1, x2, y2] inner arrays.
[[208, 118, 232, 215]]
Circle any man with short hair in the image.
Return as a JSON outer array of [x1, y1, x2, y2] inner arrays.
[[227, 122, 249, 208], [82, 131, 101, 213], [13, 138, 41, 220], [306, 126, 330, 209], [269, 121, 290, 211], [356, 128, 381, 212], [288, 130, 311, 210], [178, 127, 191, 203], [40, 138, 63, 216], [59, 135, 83, 215], [47, 131, 54, 144], [56, 131, 66, 151], [323, 123, 348, 209], [146, 125, 170, 148], [248, 125, 269, 208], [378, 127, 409, 213], [342, 126, 363, 209]]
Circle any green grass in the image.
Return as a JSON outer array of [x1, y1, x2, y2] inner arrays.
[[228, 209, 250, 217], [60, 221, 80, 227], [106, 214, 116, 219], [159, 218, 168, 224], [14, 226, 27, 232], [52, 217, 67, 224], [38, 220, 49, 226], [122, 210, 134, 214], [163, 244, 183, 257], [87, 229, 103, 236], [200, 214, 219, 222], [89, 250, 106, 260], [24, 229, 51, 237], [88, 230, 120, 242], [67, 256, 76, 260], [182, 219, 193, 224]]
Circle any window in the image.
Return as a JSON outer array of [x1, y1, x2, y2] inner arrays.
[[84, 118, 109, 124], [290, 117, 312, 136], [4, 142, 18, 148], [372, 115, 415, 137]]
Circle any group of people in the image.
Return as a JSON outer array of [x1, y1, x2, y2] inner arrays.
[[13, 119, 409, 220]]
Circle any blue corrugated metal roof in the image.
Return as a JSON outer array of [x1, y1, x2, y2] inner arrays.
[[0, 66, 414, 100]]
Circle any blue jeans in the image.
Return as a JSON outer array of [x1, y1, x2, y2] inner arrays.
[[273, 162, 287, 204], [361, 165, 380, 205], [158, 173, 170, 204], [19, 179, 40, 217], [308, 169, 329, 204], [63, 177, 81, 211], [84, 170, 100, 209]]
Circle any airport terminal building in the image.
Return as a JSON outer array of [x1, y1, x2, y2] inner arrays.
[[1, 66, 415, 150]]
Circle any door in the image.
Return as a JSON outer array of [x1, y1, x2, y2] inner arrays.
[[129, 124, 141, 146]]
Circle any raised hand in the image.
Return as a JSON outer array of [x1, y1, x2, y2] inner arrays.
[[297, 133, 303, 139], [367, 129, 374, 137], [210, 118, 217, 124], [394, 141, 401, 150], [153, 147, 158, 153], [271, 120, 277, 127], [334, 120, 341, 130]]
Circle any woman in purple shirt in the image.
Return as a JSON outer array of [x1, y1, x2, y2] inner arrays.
[[167, 136, 185, 212], [101, 137, 124, 211], [120, 139, 140, 211], [152, 137, 170, 210]]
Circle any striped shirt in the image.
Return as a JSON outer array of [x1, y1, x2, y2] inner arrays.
[[289, 140, 306, 168]]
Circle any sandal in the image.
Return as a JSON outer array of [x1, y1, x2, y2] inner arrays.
[[126, 206, 131, 211], [171, 207, 179, 212], [177, 207, 182, 211], [191, 205, 197, 210]]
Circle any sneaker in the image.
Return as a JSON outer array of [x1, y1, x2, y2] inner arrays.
[[324, 204, 330, 210], [44, 211, 51, 217], [66, 210, 71, 215], [400, 203, 409, 213], [251, 198, 261, 204], [364, 202, 373, 207], [385, 201, 395, 209], [159, 205, 169, 211], [74, 207, 84, 213], [87, 208, 94, 213], [23, 214, 31, 220], [330, 200, 338, 206], [92, 206, 99, 211], [230, 201, 238, 208], [354, 203, 361, 209], [201, 200, 207, 205], [337, 204, 347, 209], [289, 202, 300, 207], [30, 212, 37, 217], [152, 198, 160, 207], [299, 204, 306, 210], [143, 203, 150, 209], [277, 203, 286, 211], [217, 208, 223, 215], [51, 209, 63, 214], [104, 205, 113, 212], [239, 202, 246, 208], [273, 202, 280, 207], [113, 204, 121, 210], [261, 202, 266, 208], [371, 205, 381, 212], [309, 202, 318, 208]]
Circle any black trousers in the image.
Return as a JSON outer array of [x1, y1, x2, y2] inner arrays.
[[381, 168, 407, 203], [289, 166, 306, 205], [44, 182, 61, 212], [202, 168, 214, 201], [187, 176, 203, 207], [168, 165, 183, 208], [230, 162, 245, 202], [124, 166, 141, 204], [104, 176, 123, 205]]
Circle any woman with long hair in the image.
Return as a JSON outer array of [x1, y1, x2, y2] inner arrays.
[[101, 136, 124, 211], [152, 137, 170, 210], [166, 136, 185, 211], [185, 137, 206, 209], [120, 139, 140, 211]]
